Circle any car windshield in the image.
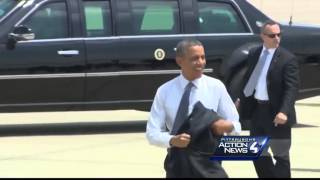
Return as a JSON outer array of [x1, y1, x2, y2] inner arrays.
[[0, 0, 20, 19]]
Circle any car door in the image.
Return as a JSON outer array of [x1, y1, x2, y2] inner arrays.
[[81, 0, 124, 110], [84, 0, 182, 111], [0, 0, 86, 112], [113, 0, 185, 111], [83, 0, 259, 111], [112, 0, 257, 111]]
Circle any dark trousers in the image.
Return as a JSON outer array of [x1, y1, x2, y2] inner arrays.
[[250, 102, 292, 178], [164, 148, 228, 178]]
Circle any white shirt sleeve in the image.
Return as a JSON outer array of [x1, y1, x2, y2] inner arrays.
[[146, 88, 173, 148], [217, 82, 242, 135]]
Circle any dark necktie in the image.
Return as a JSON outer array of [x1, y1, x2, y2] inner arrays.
[[243, 49, 269, 97], [171, 82, 194, 135]]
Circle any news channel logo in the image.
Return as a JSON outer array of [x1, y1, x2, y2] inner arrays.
[[210, 136, 269, 161]]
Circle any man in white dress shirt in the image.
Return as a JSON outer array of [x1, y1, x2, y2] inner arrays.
[[146, 39, 241, 177]]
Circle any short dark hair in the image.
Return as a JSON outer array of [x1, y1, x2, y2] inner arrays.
[[260, 20, 280, 34], [176, 39, 203, 57]]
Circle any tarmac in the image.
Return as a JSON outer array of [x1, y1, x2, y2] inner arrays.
[[0, 96, 319, 178]]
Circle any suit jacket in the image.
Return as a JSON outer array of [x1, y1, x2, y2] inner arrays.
[[239, 46, 300, 127], [164, 101, 228, 178]]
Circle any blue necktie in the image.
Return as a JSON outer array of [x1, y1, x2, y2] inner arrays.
[[171, 82, 194, 135], [243, 49, 269, 97]]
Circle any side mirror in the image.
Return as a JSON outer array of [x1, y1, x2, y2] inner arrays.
[[7, 25, 35, 49], [10, 25, 35, 41]]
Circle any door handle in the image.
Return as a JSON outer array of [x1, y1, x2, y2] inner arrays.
[[57, 50, 79, 56]]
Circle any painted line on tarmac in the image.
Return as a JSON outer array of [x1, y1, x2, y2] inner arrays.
[[292, 168, 320, 173], [293, 123, 318, 128], [296, 103, 320, 107]]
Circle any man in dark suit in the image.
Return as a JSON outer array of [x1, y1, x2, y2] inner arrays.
[[238, 20, 299, 178]]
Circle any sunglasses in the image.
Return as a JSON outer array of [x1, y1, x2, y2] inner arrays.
[[264, 33, 281, 38]]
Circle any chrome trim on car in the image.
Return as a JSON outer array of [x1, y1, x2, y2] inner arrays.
[[86, 69, 213, 77], [16, 33, 254, 43], [57, 50, 79, 56], [231, 0, 254, 33], [0, 99, 153, 107], [116, 33, 254, 39], [18, 38, 84, 43], [0, 73, 85, 80], [0, 69, 213, 80]]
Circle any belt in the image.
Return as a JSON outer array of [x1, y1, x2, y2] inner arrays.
[[256, 99, 270, 104]]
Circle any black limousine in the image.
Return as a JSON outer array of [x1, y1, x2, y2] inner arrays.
[[0, 0, 319, 114]]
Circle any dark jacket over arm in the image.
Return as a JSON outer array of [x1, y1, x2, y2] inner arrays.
[[165, 101, 228, 178]]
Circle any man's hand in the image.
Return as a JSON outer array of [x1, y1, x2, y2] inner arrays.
[[273, 112, 288, 127], [170, 133, 191, 148], [211, 119, 233, 135]]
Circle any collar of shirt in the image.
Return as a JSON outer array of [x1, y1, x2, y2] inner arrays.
[[262, 46, 276, 56], [178, 74, 201, 90]]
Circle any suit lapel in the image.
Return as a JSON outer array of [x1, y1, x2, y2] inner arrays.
[[245, 46, 263, 81], [251, 47, 262, 69], [267, 47, 281, 79]]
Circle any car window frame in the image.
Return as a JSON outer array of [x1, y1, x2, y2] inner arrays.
[[14, 0, 71, 40], [0, 0, 26, 23], [129, 0, 182, 35], [81, 0, 114, 38], [195, 0, 253, 34]]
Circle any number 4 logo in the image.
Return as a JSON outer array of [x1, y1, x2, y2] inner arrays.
[[250, 142, 259, 153]]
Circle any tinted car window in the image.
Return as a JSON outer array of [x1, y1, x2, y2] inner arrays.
[[131, 0, 180, 35], [83, 0, 112, 37], [198, 1, 248, 33], [22, 1, 68, 39]]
